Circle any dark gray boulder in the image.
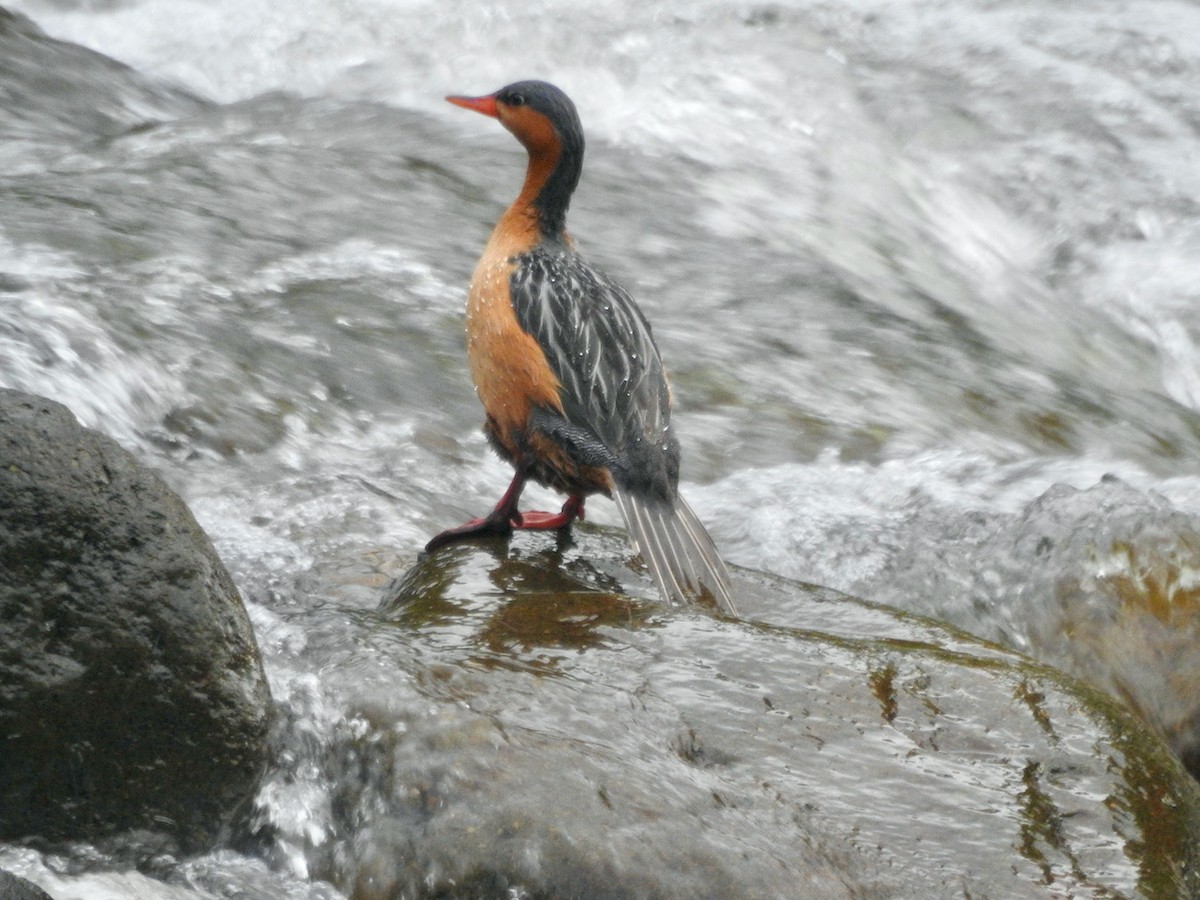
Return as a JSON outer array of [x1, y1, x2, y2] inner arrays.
[[0, 870, 53, 900], [0, 389, 271, 851]]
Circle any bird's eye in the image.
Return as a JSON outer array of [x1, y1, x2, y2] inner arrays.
[[506, 93, 526, 107]]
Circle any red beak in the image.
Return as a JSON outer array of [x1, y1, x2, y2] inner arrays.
[[446, 93, 500, 118]]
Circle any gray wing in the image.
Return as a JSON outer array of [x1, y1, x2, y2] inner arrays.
[[512, 246, 735, 614], [510, 246, 679, 500]]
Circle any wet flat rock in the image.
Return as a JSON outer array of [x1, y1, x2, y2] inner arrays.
[[270, 529, 1200, 900], [0, 389, 271, 850]]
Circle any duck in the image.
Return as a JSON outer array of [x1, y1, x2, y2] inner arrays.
[[427, 79, 735, 615]]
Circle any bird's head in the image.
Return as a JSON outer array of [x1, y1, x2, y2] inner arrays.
[[446, 80, 583, 161]]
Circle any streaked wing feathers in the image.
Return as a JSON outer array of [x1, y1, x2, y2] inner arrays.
[[510, 246, 673, 493]]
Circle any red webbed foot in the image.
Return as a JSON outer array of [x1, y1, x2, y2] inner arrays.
[[514, 495, 585, 530], [425, 494, 585, 552], [424, 513, 518, 552], [425, 472, 528, 552]]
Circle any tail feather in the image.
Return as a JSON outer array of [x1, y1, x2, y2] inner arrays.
[[612, 487, 737, 615]]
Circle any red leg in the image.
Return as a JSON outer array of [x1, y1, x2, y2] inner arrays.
[[425, 471, 528, 552], [517, 495, 585, 530]]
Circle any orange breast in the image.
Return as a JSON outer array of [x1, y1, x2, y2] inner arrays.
[[465, 218, 562, 455]]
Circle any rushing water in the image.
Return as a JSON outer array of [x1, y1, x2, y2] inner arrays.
[[4, 0, 1200, 896]]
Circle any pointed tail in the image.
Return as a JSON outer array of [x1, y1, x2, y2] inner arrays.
[[612, 486, 737, 615]]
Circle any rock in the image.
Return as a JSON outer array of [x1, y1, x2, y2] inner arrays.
[[982, 478, 1200, 776], [0, 390, 272, 851], [253, 528, 1200, 899], [0, 869, 54, 900], [719, 465, 1200, 781], [0, 6, 205, 144]]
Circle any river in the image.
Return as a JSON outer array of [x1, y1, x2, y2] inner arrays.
[[3, 0, 1200, 897]]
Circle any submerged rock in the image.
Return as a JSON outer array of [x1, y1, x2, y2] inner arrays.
[[253, 527, 1200, 899], [0, 5, 206, 145], [979, 478, 1200, 777], [781, 472, 1200, 780], [0, 390, 272, 851]]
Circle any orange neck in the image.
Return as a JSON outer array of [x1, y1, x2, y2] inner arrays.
[[493, 103, 582, 243], [491, 147, 569, 251], [515, 149, 561, 236]]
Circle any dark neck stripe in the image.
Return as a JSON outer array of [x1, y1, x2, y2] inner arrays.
[[533, 130, 583, 239]]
